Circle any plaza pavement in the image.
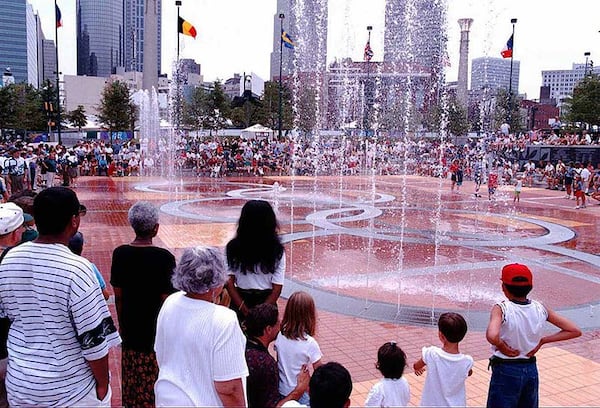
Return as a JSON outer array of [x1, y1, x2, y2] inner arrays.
[[72, 175, 600, 407]]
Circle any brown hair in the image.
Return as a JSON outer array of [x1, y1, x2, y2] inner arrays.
[[280, 291, 316, 340]]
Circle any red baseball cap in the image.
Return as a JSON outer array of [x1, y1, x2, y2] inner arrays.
[[501, 263, 533, 286]]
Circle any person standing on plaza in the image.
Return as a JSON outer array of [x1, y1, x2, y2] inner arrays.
[[225, 200, 285, 320], [42, 150, 58, 188], [0, 187, 120, 406], [6, 148, 27, 195], [414, 312, 473, 407], [154, 246, 248, 407], [486, 264, 582, 407], [110, 201, 176, 407]]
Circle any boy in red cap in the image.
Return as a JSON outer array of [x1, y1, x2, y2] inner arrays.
[[485, 263, 582, 407]]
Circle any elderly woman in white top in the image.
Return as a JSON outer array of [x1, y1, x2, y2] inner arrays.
[[154, 246, 248, 407]]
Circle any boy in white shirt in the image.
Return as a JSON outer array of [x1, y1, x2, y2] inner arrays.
[[414, 312, 473, 407]]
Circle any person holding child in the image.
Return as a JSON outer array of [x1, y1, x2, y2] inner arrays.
[[413, 312, 473, 407], [486, 263, 581, 408], [365, 341, 410, 407]]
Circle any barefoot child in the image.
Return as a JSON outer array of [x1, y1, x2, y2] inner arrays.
[[486, 263, 582, 407], [514, 176, 522, 203], [414, 312, 473, 407], [365, 342, 410, 407]]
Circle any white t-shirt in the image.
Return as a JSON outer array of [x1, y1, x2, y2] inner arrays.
[[493, 300, 548, 359], [581, 167, 591, 182], [230, 254, 285, 290], [419, 346, 473, 407], [365, 377, 410, 407], [275, 332, 322, 396], [154, 292, 248, 407]]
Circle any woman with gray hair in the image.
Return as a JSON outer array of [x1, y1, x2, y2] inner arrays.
[[154, 246, 248, 407], [110, 201, 176, 407]]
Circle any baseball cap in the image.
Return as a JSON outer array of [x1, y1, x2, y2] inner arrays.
[[0, 203, 24, 235], [501, 263, 533, 287]]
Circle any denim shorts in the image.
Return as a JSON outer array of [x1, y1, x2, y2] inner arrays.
[[487, 360, 538, 408]]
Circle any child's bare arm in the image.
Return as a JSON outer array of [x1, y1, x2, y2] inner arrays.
[[413, 358, 426, 376], [527, 306, 582, 357], [486, 305, 519, 357]]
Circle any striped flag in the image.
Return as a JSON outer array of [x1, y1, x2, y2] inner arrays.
[[281, 30, 295, 49], [501, 34, 513, 59], [55, 4, 62, 28], [178, 16, 197, 39], [364, 40, 374, 61]]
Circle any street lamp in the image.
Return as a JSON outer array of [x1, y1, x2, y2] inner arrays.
[[363, 25, 373, 136], [584, 51, 591, 76], [175, 1, 182, 133], [278, 13, 285, 140]]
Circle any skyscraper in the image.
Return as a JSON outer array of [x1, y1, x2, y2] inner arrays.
[[124, 0, 162, 75], [384, 0, 446, 73], [76, 0, 124, 77], [269, 0, 328, 80], [470, 57, 520, 94], [0, 0, 28, 83]]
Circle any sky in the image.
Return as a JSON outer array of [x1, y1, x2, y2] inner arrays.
[[29, 0, 600, 99]]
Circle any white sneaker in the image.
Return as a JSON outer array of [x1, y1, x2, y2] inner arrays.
[[565, 195, 570, 199], [575, 205, 580, 209], [581, 205, 587, 208]]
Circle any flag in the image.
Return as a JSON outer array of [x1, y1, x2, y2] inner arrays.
[[364, 40, 374, 61], [501, 34, 513, 59], [55, 4, 62, 28], [281, 30, 295, 49], [178, 16, 197, 39]]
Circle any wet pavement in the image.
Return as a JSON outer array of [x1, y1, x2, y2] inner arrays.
[[74, 174, 600, 406]]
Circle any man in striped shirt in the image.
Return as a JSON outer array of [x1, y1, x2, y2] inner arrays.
[[0, 187, 121, 406]]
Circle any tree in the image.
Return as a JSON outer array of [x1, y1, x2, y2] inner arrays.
[[12, 83, 46, 135], [493, 89, 522, 133], [563, 74, 600, 127], [67, 105, 87, 132], [257, 81, 293, 132], [206, 80, 230, 132], [97, 80, 136, 141], [446, 95, 470, 138], [0, 85, 16, 140], [182, 86, 210, 130], [296, 86, 317, 134]]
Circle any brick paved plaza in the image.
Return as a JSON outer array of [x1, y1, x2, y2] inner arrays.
[[74, 174, 600, 407]]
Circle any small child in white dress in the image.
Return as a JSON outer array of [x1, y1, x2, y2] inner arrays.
[[365, 342, 410, 407]]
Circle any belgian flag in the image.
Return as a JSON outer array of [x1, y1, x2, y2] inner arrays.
[[178, 16, 197, 39]]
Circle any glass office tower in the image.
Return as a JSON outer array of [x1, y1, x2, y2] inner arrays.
[[0, 0, 28, 83], [124, 0, 162, 74]]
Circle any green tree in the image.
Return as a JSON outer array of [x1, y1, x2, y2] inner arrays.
[[12, 83, 46, 135], [206, 80, 230, 132], [447, 95, 470, 138], [97, 80, 136, 141], [493, 89, 522, 133], [182, 86, 210, 130], [256, 81, 293, 132], [0, 85, 16, 140], [563, 74, 600, 127], [67, 105, 88, 132], [296, 86, 317, 134]]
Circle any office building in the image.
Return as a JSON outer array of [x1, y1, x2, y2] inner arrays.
[[124, 0, 162, 75], [541, 63, 600, 106], [77, 0, 124, 77], [470, 57, 520, 95], [0, 0, 28, 84]]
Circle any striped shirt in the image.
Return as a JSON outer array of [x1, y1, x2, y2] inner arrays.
[[0, 242, 121, 407]]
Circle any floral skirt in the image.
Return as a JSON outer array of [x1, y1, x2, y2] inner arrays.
[[122, 347, 159, 408]]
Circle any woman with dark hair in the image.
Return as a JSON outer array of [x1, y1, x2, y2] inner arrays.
[[225, 199, 285, 319], [110, 201, 176, 407]]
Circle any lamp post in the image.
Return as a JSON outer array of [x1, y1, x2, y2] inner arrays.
[[584, 51, 591, 76], [175, 1, 182, 133], [507, 18, 517, 127], [278, 13, 285, 140]]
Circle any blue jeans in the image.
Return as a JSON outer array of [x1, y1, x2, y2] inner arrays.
[[487, 361, 538, 408]]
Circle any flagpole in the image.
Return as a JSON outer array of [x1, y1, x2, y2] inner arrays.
[[364, 25, 372, 136], [175, 1, 182, 133], [508, 18, 517, 126], [278, 13, 285, 140], [54, 0, 62, 145]]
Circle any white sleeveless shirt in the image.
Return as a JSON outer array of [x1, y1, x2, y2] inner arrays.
[[493, 299, 548, 359]]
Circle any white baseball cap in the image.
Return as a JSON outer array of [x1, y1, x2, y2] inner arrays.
[[0, 203, 24, 235]]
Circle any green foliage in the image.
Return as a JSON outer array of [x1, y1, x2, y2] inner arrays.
[[258, 81, 293, 132], [563, 74, 600, 126], [67, 105, 87, 131], [296, 86, 317, 133], [493, 89, 522, 132], [446, 95, 470, 137], [97, 80, 136, 135]]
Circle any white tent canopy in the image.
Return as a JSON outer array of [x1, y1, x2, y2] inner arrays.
[[240, 124, 273, 140]]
